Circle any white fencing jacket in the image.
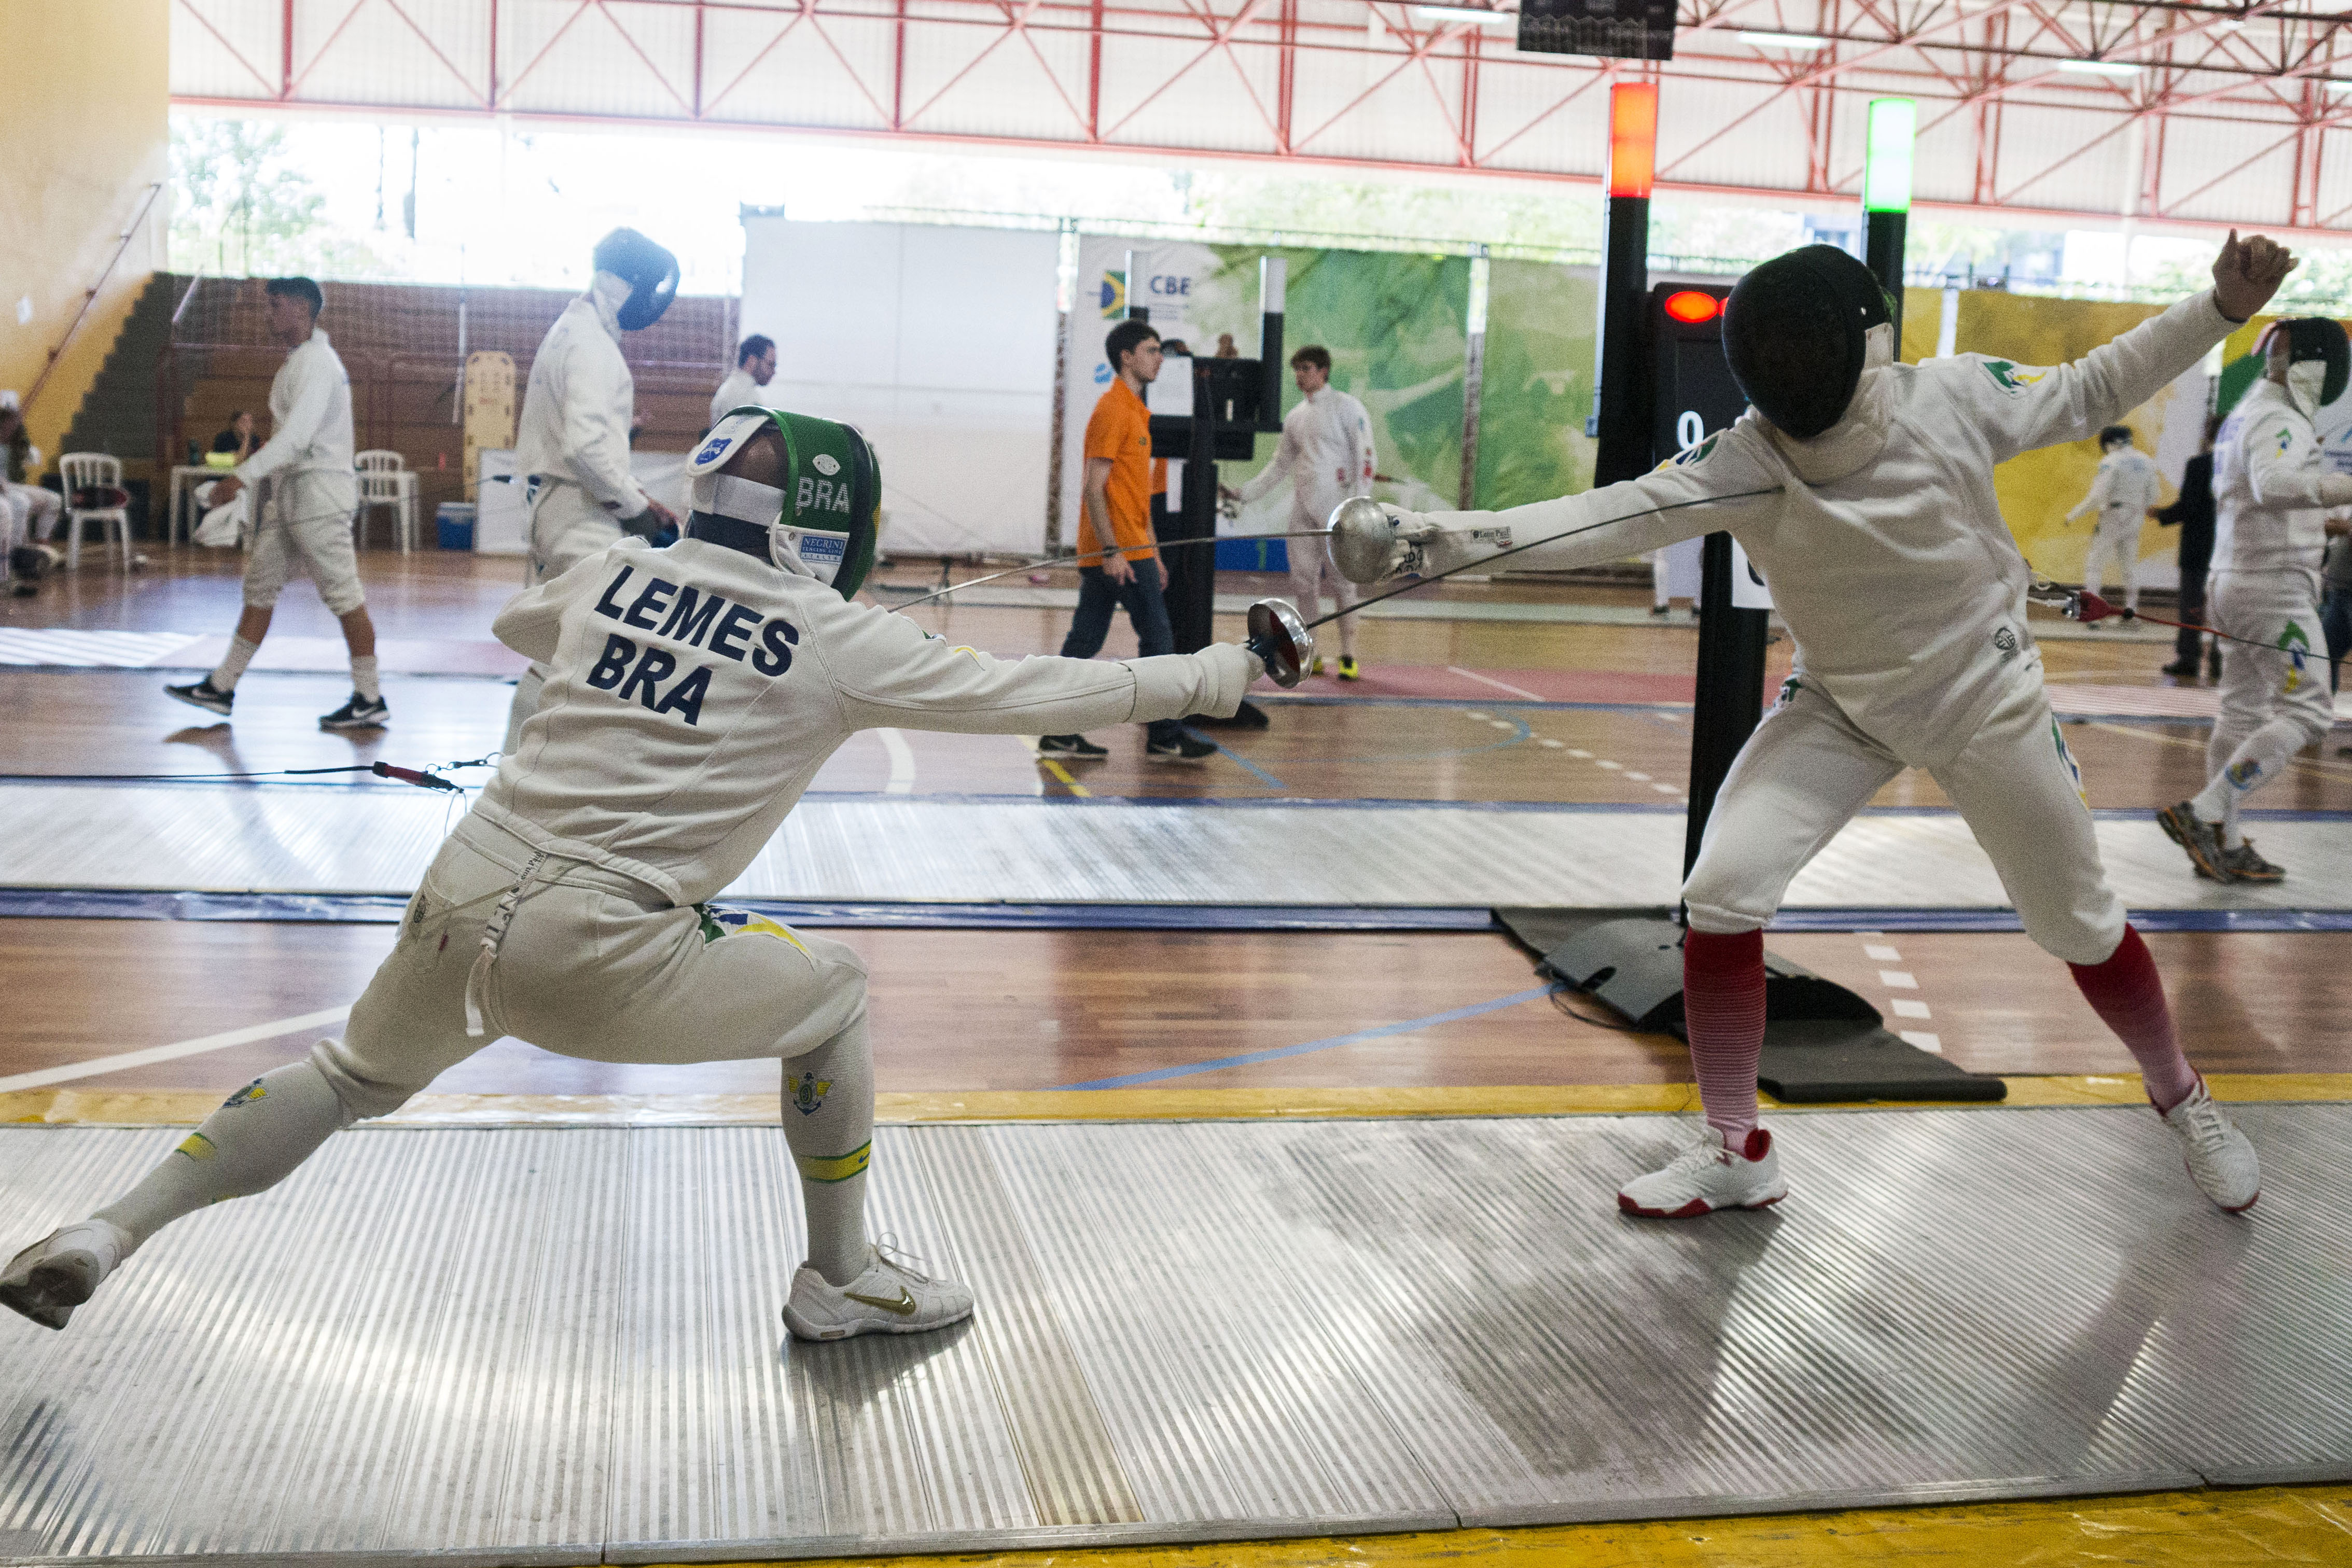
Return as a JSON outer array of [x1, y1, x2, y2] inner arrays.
[[1395, 290, 2238, 769], [516, 273, 649, 521], [236, 327, 353, 485], [2066, 447, 2163, 528], [2211, 375, 2352, 584], [476, 536, 1258, 906], [1239, 385, 1375, 529]]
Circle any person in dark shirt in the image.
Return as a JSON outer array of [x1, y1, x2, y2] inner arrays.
[[2153, 417, 2220, 681], [210, 410, 256, 463]]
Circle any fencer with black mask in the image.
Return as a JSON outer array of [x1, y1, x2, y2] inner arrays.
[[1331, 233, 2297, 1220], [0, 407, 1265, 1340], [2160, 316, 2352, 884], [502, 228, 687, 751]]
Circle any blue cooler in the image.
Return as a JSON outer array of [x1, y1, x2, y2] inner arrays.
[[436, 502, 476, 550]]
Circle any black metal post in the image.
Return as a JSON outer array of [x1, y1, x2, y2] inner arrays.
[[1590, 193, 1652, 485], [1160, 357, 1220, 655], [1865, 210, 1906, 339], [1681, 533, 1770, 878]]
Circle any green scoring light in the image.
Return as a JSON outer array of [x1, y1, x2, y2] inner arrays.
[[1863, 98, 1916, 214]]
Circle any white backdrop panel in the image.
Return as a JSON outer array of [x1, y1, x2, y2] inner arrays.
[[742, 218, 1059, 557]]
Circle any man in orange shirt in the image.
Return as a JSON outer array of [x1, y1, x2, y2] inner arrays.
[[1040, 320, 1217, 762]]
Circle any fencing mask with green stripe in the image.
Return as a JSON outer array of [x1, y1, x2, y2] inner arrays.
[[686, 407, 881, 598]]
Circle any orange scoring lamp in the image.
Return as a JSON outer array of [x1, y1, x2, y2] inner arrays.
[[1607, 82, 1659, 200], [1662, 289, 1721, 324]]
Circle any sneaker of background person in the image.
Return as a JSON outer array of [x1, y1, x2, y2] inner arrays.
[[1037, 734, 1109, 758], [1146, 733, 1216, 763], [319, 693, 389, 731], [1337, 656, 1360, 680], [163, 678, 234, 717], [2155, 801, 2231, 881], [2217, 841, 2285, 883]]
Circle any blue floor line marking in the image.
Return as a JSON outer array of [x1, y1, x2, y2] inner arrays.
[[1055, 984, 1561, 1090], [0, 888, 2344, 932], [1196, 734, 1286, 789]]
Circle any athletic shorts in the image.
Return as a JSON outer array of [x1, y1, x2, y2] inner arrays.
[[244, 469, 365, 615]]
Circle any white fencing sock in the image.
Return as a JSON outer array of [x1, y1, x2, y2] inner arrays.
[[93, 1060, 350, 1248], [351, 655, 381, 703], [211, 636, 261, 692], [782, 1015, 874, 1285]]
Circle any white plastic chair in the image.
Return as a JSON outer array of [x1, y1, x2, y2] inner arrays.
[[58, 453, 133, 569], [354, 450, 419, 553]]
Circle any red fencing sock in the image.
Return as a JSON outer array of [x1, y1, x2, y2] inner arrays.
[[1682, 929, 1767, 1143], [2068, 925, 2197, 1111]]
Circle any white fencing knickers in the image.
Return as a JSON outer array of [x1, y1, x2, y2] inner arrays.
[[311, 814, 871, 1118], [1288, 535, 1359, 659], [2082, 514, 2145, 612], [2205, 571, 2336, 800], [244, 469, 365, 615], [87, 811, 879, 1256], [1682, 669, 2127, 966], [506, 479, 625, 749]]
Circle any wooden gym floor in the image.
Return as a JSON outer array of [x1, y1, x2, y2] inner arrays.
[[1, 546, 2346, 1103]]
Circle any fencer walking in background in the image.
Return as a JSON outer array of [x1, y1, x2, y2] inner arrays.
[[503, 228, 685, 751], [162, 277, 384, 731], [1230, 344, 1374, 679], [1331, 233, 2296, 1222], [2159, 318, 2352, 885], [2067, 423, 2164, 616], [0, 407, 1267, 1341]]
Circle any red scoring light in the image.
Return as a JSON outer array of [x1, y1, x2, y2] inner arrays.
[[1663, 290, 1722, 325]]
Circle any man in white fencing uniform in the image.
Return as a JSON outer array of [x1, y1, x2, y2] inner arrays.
[[2158, 318, 2352, 885], [1, 407, 1263, 1341], [2067, 423, 2164, 616], [1230, 344, 1374, 679], [710, 334, 777, 429], [1330, 235, 2295, 1221], [163, 277, 383, 731], [504, 228, 685, 750]]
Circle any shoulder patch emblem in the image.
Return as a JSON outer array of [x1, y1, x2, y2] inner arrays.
[[1979, 359, 2045, 395], [1669, 432, 1721, 468]]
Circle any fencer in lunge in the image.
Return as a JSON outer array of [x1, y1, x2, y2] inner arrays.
[[2067, 423, 2163, 616], [503, 228, 686, 751], [2157, 317, 2352, 885], [1227, 344, 1374, 679], [0, 407, 1265, 1339], [1331, 233, 2297, 1220]]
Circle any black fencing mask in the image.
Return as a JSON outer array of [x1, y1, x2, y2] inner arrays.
[[2256, 317, 2350, 416], [591, 228, 680, 331], [1722, 245, 1896, 440]]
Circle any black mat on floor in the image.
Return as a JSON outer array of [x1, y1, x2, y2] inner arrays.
[[1493, 906, 2007, 1104]]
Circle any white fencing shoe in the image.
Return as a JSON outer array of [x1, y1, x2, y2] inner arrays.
[[0, 1219, 132, 1331], [782, 1238, 975, 1341], [2159, 1081, 2261, 1213], [1618, 1127, 1787, 1219]]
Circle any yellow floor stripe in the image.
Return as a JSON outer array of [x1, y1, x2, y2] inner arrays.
[[643, 1483, 2352, 1568], [1038, 756, 1092, 795], [8, 1074, 2351, 1127]]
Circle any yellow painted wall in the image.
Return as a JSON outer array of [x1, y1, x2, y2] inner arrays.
[[0, 0, 171, 475], [1954, 292, 2185, 587]]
